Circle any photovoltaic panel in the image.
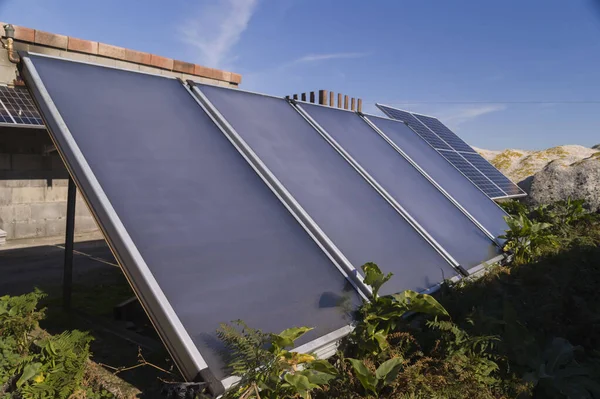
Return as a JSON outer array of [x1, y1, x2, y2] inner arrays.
[[379, 107, 452, 151], [413, 114, 475, 153], [377, 104, 526, 199], [0, 85, 45, 127], [460, 152, 524, 197], [194, 83, 459, 296], [364, 115, 509, 239], [22, 54, 361, 393], [437, 150, 506, 198], [297, 102, 499, 270]]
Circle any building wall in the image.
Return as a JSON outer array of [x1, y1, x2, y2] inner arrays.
[[0, 33, 239, 241], [0, 128, 97, 239]]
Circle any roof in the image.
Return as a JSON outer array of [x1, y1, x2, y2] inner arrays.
[[1, 23, 241, 85]]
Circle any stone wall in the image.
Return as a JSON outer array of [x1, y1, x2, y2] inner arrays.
[[0, 128, 98, 240]]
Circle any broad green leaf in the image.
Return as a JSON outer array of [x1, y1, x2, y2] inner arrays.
[[347, 358, 377, 394], [300, 369, 337, 385], [375, 357, 404, 385], [309, 359, 338, 376], [283, 372, 319, 393], [273, 327, 313, 349], [17, 362, 42, 387], [362, 263, 393, 298], [373, 331, 389, 352], [392, 290, 449, 317]]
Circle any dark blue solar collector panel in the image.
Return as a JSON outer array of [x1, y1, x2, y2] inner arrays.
[[298, 103, 499, 269], [378, 106, 452, 151], [413, 114, 475, 153], [23, 54, 361, 389], [460, 152, 524, 197], [195, 84, 459, 296], [437, 150, 506, 198], [364, 115, 509, 240], [377, 104, 525, 199]]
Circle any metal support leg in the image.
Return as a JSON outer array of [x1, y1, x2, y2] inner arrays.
[[63, 176, 76, 310]]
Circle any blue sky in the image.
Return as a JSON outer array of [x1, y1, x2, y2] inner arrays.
[[1, 0, 599, 150]]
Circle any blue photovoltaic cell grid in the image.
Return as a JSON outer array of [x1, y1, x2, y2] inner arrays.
[[377, 104, 525, 198], [414, 114, 475, 153], [437, 150, 505, 198], [379, 107, 452, 151], [460, 152, 524, 197], [0, 85, 45, 126]]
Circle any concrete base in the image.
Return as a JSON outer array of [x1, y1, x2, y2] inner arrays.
[[0, 228, 6, 245]]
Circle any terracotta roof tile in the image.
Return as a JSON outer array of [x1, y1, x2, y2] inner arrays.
[[3, 23, 240, 84]]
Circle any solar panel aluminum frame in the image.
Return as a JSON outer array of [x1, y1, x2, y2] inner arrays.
[[291, 100, 468, 277], [359, 114, 500, 245], [376, 104, 527, 200], [188, 83, 370, 299], [20, 55, 217, 387], [22, 52, 371, 395], [188, 83, 376, 390]]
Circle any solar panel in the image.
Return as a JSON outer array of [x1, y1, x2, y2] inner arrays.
[[459, 152, 524, 197], [437, 150, 506, 198], [377, 104, 526, 199], [364, 115, 510, 239], [0, 85, 45, 127], [22, 54, 361, 394], [379, 107, 452, 150], [193, 83, 459, 296], [413, 114, 475, 153], [296, 102, 499, 270]]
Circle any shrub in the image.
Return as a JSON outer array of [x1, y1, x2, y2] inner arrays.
[[0, 290, 102, 399]]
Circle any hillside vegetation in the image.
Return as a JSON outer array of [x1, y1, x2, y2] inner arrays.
[[477, 145, 599, 183]]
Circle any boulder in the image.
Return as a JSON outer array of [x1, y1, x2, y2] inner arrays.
[[527, 154, 600, 211]]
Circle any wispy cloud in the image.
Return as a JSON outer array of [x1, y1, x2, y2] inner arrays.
[[179, 0, 259, 69], [440, 104, 507, 127], [289, 52, 368, 65]]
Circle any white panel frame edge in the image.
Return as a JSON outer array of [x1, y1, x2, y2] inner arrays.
[[20, 55, 219, 390], [188, 84, 370, 391]]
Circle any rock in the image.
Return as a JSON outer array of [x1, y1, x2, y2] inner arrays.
[[527, 155, 600, 211], [478, 145, 599, 184], [593, 144, 600, 150]]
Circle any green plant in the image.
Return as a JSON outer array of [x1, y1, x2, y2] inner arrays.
[[348, 263, 449, 358], [0, 289, 46, 352], [426, 318, 501, 386], [500, 213, 559, 264], [0, 290, 94, 399], [218, 320, 337, 399], [525, 337, 600, 398], [346, 357, 403, 395], [499, 200, 528, 217]]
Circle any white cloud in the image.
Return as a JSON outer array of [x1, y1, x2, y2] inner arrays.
[[439, 104, 507, 127], [289, 52, 368, 65], [179, 0, 259, 69]]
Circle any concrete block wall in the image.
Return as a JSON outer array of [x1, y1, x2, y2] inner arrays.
[[0, 128, 98, 240]]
